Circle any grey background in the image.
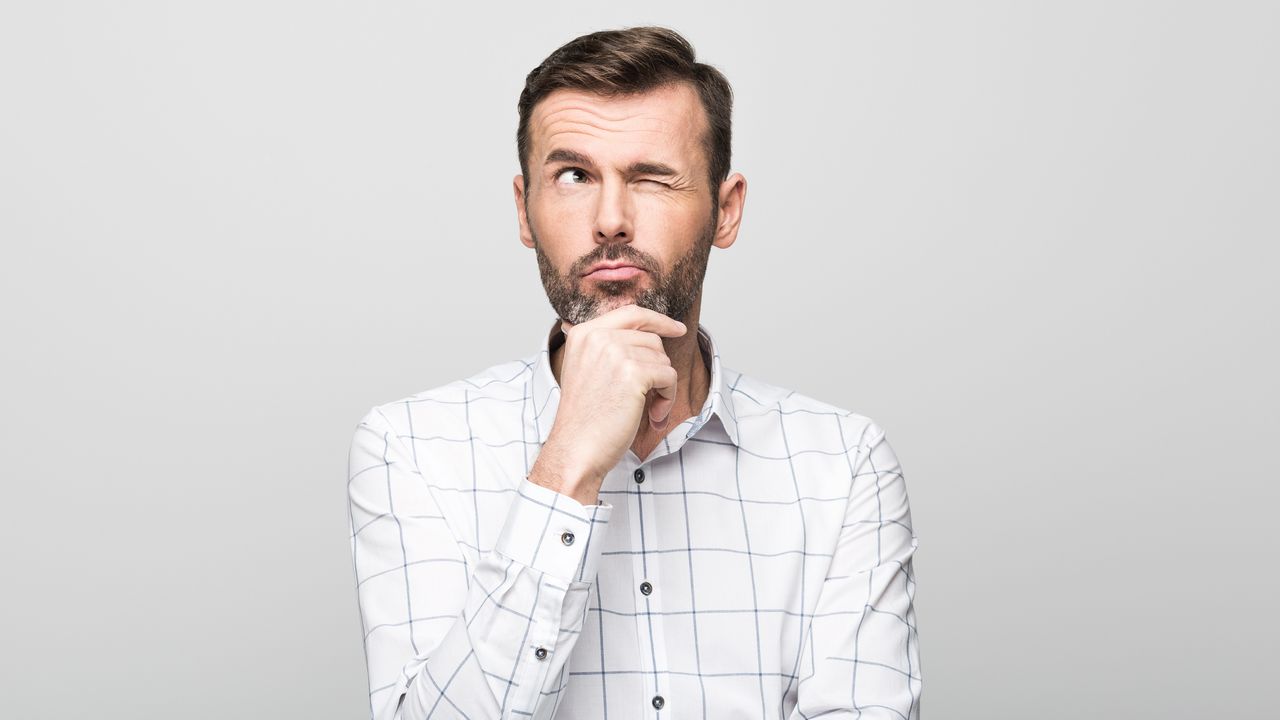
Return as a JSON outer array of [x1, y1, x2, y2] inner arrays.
[[1, 1, 1275, 718]]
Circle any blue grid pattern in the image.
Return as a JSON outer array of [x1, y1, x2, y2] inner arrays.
[[347, 317, 921, 719]]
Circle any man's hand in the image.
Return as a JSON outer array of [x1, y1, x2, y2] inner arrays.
[[528, 304, 687, 505]]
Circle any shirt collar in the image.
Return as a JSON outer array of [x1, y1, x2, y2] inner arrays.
[[527, 315, 741, 449]]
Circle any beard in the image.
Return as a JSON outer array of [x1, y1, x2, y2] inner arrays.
[[531, 205, 718, 326]]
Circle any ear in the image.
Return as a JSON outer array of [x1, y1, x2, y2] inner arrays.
[[513, 173, 534, 249], [712, 172, 746, 249]]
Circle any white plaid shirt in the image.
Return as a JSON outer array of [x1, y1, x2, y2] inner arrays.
[[347, 317, 922, 719]]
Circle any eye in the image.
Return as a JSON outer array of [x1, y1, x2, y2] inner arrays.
[[639, 179, 670, 188], [554, 167, 588, 185]]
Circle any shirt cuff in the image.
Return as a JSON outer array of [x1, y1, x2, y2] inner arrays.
[[493, 477, 613, 584]]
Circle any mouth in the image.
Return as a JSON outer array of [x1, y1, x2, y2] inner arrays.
[[582, 264, 645, 281]]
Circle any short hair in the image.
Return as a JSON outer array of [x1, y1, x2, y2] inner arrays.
[[516, 26, 734, 201]]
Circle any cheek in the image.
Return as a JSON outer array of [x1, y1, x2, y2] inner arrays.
[[533, 189, 593, 230], [635, 198, 704, 238], [529, 195, 595, 270]]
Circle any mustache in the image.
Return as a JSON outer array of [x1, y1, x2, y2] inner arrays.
[[579, 249, 651, 273]]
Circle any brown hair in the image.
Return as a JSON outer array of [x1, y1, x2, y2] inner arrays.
[[516, 26, 734, 201]]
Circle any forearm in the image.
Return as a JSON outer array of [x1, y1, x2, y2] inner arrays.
[[392, 479, 610, 719], [789, 420, 923, 718], [349, 408, 612, 719]]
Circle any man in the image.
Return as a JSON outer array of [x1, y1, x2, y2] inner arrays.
[[347, 25, 921, 719]]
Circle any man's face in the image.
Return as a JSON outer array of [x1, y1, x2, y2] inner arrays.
[[514, 82, 738, 326]]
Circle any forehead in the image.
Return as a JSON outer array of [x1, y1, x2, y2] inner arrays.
[[528, 83, 707, 171]]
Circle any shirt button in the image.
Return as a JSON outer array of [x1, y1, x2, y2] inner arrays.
[[534, 646, 548, 660], [634, 468, 645, 484], [651, 694, 665, 709], [639, 580, 653, 596], [560, 530, 575, 546]]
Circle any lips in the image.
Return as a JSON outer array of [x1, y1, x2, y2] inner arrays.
[[584, 265, 645, 281], [582, 261, 642, 277]]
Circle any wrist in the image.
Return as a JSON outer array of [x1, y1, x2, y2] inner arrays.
[[530, 442, 602, 505]]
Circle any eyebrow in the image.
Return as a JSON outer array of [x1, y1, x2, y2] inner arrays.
[[544, 148, 681, 178]]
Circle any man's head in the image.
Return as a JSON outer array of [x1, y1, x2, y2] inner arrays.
[[513, 26, 746, 326]]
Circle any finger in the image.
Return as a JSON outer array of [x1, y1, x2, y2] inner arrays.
[[619, 341, 672, 365], [640, 363, 679, 425], [645, 388, 672, 429], [650, 393, 675, 429], [598, 327, 670, 355], [598, 302, 688, 338]]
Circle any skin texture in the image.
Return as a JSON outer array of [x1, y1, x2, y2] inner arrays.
[[513, 81, 747, 481]]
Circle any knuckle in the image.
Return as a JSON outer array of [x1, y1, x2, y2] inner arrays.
[[604, 339, 625, 360], [621, 361, 640, 385]]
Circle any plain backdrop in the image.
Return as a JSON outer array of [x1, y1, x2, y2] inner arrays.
[[1, 1, 1276, 718]]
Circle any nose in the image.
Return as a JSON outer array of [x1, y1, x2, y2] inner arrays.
[[593, 176, 633, 245]]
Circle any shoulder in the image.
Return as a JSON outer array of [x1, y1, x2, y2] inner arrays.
[[352, 353, 538, 439], [724, 365, 885, 453]]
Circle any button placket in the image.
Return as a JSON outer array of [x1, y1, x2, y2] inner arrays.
[[627, 461, 671, 717]]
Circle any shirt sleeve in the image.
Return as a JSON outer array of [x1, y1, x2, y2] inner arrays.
[[347, 407, 613, 719], [788, 419, 923, 719]]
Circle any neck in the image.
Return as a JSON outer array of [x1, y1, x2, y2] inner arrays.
[[549, 311, 711, 453]]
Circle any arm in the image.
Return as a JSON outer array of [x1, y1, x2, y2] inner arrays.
[[347, 407, 612, 719], [788, 419, 922, 719]]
